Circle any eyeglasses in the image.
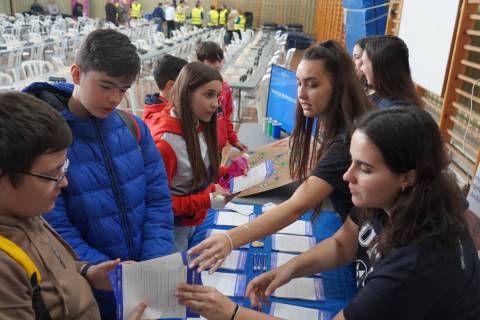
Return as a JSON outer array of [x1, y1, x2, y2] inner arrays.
[[22, 159, 69, 186]]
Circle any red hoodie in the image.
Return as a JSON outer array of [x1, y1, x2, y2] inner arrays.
[[143, 93, 172, 123], [217, 81, 239, 151], [144, 104, 227, 226]]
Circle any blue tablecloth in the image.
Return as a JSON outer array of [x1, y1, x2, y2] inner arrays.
[[189, 204, 358, 318]]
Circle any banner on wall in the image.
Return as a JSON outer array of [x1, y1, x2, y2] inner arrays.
[[71, 0, 89, 17], [466, 167, 480, 251]]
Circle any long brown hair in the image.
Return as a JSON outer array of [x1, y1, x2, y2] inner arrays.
[[365, 35, 423, 107], [290, 40, 372, 182], [356, 107, 467, 259], [171, 62, 222, 189]]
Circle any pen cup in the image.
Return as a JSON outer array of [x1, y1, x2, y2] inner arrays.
[[272, 122, 282, 139]]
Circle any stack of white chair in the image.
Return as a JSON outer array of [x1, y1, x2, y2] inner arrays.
[[21, 60, 54, 80]]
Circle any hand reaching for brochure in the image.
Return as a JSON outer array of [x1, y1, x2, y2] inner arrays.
[[187, 230, 234, 274], [85, 258, 120, 290], [128, 303, 147, 320], [246, 265, 294, 309], [175, 284, 237, 320]]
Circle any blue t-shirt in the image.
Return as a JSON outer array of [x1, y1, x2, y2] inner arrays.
[[368, 93, 412, 109]]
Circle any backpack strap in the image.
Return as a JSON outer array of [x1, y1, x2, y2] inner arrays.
[[0, 235, 52, 320], [116, 109, 141, 144]]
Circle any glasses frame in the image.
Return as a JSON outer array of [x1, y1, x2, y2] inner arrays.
[[22, 158, 69, 185]]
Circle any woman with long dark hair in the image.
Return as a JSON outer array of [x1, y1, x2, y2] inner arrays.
[[177, 107, 480, 320], [352, 36, 369, 80], [188, 40, 372, 272], [361, 35, 423, 108]]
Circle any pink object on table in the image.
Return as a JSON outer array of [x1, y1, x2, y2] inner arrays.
[[218, 154, 249, 190]]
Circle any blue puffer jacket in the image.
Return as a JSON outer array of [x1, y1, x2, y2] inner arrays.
[[24, 82, 174, 314]]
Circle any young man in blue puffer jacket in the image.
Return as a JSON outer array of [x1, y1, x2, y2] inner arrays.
[[23, 29, 174, 319]]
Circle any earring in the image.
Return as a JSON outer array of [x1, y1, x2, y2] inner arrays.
[[401, 186, 405, 192]]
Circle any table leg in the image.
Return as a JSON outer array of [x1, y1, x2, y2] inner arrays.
[[234, 88, 242, 123]]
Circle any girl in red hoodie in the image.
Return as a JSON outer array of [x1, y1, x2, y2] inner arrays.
[[196, 41, 248, 152], [145, 62, 238, 252]]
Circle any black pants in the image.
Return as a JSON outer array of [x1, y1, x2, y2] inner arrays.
[[225, 30, 233, 44], [166, 20, 175, 38]]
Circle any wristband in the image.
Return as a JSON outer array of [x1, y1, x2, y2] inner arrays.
[[230, 304, 240, 320], [80, 263, 93, 278]]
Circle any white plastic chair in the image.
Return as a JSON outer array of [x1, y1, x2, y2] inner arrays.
[[0, 72, 13, 86], [283, 48, 296, 70], [255, 73, 271, 124], [21, 60, 54, 79]]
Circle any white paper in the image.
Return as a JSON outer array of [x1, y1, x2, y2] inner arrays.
[[207, 228, 228, 236], [277, 220, 312, 236], [221, 250, 244, 270], [272, 234, 315, 253], [272, 252, 321, 277], [216, 210, 250, 226], [121, 253, 187, 319], [201, 272, 238, 296], [225, 202, 255, 216], [272, 252, 298, 267], [272, 278, 319, 301], [262, 202, 277, 212], [270, 302, 330, 320], [231, 162, 269, 193]]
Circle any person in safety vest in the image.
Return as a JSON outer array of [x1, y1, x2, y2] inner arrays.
[[234, 9, 246, 32], [218, 3, 229, 26], [190, 1, 204, 28], [208, 5, 219, 28], [174, 0, 186, 29], [233, 8, 245, 40], [130, 0, 142, 19]]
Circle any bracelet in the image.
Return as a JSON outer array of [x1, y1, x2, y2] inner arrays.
[[229, 304, 240, 320], [221, 232, 235, 251], [241, 223, 251, 232], [80, 263, 93, 278], [241, 223, 251, 241]]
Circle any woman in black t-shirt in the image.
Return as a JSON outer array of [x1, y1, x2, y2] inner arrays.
[[186, 41, 372, 272], [239, 107, 479, 320]]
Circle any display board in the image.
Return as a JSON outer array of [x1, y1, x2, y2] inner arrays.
[[266, 64, 297, 135], [229, 137, 293, 197], [398, 0, 460, 96]]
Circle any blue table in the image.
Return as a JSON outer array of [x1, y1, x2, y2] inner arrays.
[[189, 204, 357, 319]]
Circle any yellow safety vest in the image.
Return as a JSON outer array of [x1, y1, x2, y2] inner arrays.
[[191, 7, 203, 25], [208, 9, 219, 26], [219, 9, 228, 25], [175, 5, 186, 23], [234, 14, 246, 31], [130, 2, 142, 18]]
